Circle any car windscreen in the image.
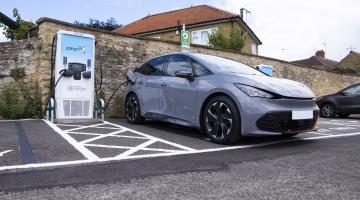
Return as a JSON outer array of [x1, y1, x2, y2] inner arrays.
[[193, 54, 266, 76]]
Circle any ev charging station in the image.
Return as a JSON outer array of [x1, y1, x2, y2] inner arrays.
[[46, 30, 102, 123]]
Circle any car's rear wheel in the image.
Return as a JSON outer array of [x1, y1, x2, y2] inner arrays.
[[320, 103, 336, 118], [203, 96, 241, 144], [125, 93, 145, 124]]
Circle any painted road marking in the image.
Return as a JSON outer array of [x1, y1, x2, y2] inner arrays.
[[1, 131, 360, 171], [44, 120, 100, 161], [46, 120, 195, 162], [0, 150, 13, 157]]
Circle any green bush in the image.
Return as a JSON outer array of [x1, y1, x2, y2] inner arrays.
[[0, 8, 34, 41], [209, 28, 246, 52], [108, 94, 125, 119], [0, 69, 42, 119]]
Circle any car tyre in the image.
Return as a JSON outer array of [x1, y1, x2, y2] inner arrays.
[[203, 96, 241, 144], [125, 93, 145, 124], [320, 103, 336, 118]]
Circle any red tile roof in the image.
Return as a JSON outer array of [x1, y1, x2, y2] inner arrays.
[[114, 5, 261, 44], [292, 55, 338, 67]]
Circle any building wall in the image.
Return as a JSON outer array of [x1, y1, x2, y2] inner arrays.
[[1, 18, 360, 114], [0, 38, 42, 88], [142, 20, 257, 54]]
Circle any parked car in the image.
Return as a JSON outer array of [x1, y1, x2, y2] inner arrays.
[[124, 53, 320, 144], [317, 83, 360, 118]]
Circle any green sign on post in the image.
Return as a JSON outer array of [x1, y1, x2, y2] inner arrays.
[[181, 30, 190, 48]]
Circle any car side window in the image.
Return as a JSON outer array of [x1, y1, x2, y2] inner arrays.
[[192, 60, 212, 77], [148, 57, 165, 76], [136, 63, 149, 75], [343, 85, 360, 95], [166, 55, 192, 77]]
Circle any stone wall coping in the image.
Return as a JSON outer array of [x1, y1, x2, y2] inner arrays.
[[35, 17, 359, 77]]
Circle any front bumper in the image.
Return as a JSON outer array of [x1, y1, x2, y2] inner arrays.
[[234, 93, 319, 136], [256, 111, 320, 134]]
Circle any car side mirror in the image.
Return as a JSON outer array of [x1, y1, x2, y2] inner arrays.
[[127, 70, 136, 84], [175, 70, 194, 81]]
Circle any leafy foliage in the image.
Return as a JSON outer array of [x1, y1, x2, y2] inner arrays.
[[0, 8, 34, 41], [357, 64, 360, 75], [209, 28, 246, 52], [74, 17, 122, 31], [0, 68, 42, 119]]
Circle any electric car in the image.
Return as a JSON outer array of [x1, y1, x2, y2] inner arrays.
[[317, 83, 360, 118], [124, 53, 320, 144]]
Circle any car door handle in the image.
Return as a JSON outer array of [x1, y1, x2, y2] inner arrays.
[[160, 82, 167, 87]]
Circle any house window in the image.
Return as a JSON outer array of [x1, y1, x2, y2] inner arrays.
[[152, 35, 160, 39], [252, 42, 257, 54], [191, 27, 218, 46]]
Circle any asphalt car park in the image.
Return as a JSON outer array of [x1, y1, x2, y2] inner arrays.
[[0, 116, 360, 191]]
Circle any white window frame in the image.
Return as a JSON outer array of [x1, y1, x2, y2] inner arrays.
[[152, 35, 160, 39], [252, 42, 257, 54], [191, 27, 218, 46]]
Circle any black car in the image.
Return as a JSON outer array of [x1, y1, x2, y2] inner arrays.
[[317, 83, 360, 118]]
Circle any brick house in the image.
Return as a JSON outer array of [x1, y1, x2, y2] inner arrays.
[[114, 5, 262, 54], [292, 50, 360, 75], [291, 50, 339, 71]]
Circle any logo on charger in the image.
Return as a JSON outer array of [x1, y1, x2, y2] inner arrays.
[[66, 45, 87, 54]]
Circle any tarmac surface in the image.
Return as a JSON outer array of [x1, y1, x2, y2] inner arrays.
[[0, 116, 359, 199]]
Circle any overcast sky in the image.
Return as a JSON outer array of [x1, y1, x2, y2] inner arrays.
[[1, 0, 359, 61]]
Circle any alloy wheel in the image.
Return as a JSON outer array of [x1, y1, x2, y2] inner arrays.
[[126, 97, 138, 121], [205, 102, 233, 139], [321, 104, 335, 117]]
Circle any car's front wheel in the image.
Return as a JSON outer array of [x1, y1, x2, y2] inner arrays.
[[320, 103, 336, 118], [203, 96, 241, 144], [125, 93, 145, 124]]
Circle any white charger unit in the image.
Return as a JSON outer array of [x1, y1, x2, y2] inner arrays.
[[54, 30, 95, 120]]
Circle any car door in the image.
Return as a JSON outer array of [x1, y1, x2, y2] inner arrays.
[[336, 84, 360, 113], [159, 55, 198, 124], [135, 56, 166, 116]]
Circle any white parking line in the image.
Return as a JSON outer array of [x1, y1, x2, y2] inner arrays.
[[68, 131, 148, 140], [1, 131, 360, 172], [320, 121, 360, 127], [0, 150, 13, 157], [78, 130, 126, 144], [104, 121, 196, 151], [44, 120, 100, 161], [47, 120, 195, 161], [84, 144, 180, 153]]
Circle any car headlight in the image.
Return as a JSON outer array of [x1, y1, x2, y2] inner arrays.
[[235, 84, 274, 98]]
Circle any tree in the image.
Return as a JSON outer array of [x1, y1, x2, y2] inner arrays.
[[0, 9, 34, 41], [209, 28, 246, 52], [74, 17, 122, 31]]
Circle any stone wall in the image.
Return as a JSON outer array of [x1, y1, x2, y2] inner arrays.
[[0, 38, 42, 88], [1, 17, 360, 114]]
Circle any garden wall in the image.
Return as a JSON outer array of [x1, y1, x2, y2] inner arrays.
[[1, 17, 360, 114]]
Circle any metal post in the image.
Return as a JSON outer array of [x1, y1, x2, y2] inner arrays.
[[100, 99, 105, 121], [50, 98, 54, 123]]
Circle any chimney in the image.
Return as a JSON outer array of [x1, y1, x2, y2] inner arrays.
[[316, 50, 325, 58]]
